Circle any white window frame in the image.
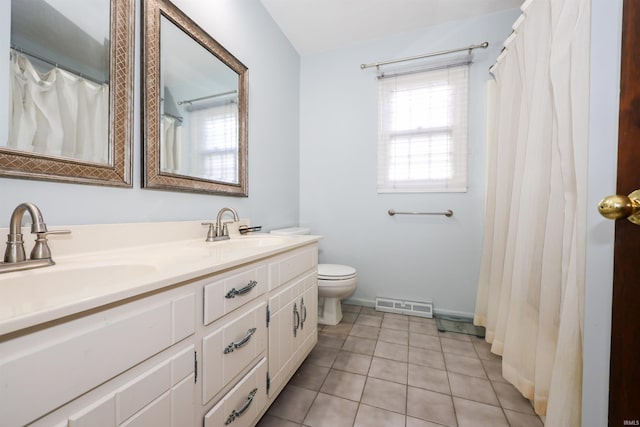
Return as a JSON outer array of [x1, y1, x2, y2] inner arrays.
[[377, 59, 470, 193]]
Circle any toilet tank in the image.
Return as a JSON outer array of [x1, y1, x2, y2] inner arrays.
[[270, 227, 311, 235]]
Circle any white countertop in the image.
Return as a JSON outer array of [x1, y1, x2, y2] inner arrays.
[[0, 220, 320, 336]]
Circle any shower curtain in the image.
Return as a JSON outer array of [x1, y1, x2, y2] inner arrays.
[[474, 0, 590, 425], [9, 51, 109, 164]]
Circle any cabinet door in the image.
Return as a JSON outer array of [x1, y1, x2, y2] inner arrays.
[[267, 279, 305, 396], [298, 273, 318, 348]]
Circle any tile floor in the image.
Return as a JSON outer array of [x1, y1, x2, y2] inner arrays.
[[257, 304, 545, 427]]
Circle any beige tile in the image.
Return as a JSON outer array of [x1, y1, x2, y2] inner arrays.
[[444, 353, 487, 378], [448, 373, 499, 406], [322, 323, 353, 336], [407, 363, 450, 395], [406, 416, 448, 427], [378, 328, 409, 345], [256, 414, 300, 427], [383, 312, 409, 321], [440, 338, 478, 358], [342, 335, 377, 355], [381, 317, 409, 331], [408, 347, 446, 370], [504, 409, 544, 427], [472, 338, 501, 361], [481, 358, 506, 382], [306, 346, 340, 368], [374, 340, 409, 363], [361, 377, 407, 413], [437, 331, 472, 342], [368, 357, 408, 384], [409, 316, 436, 325], [453, 397, 509, 427], [267, 384, 317, 423], [493, 381, 536, 414], [354, 404, 405, 427], [303, 392, 358, 427], [355, 314, 383, 327], [317, 333, 346, 349], [406, 387, 456, 427], [359, 307, 384, 317], [320, 369, 366, 401], [409, 322, 439, 336], [342, 303, 361, 313], [409, 332, 441, 351], [349, 324, 380, 340], [332, 350, 372, 375], [341, 311, 358, 324], [290, 363, 330, 391]]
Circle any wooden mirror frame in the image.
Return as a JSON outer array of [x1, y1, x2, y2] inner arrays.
[[0, 0, 134, 187], [142, 0, 249, 196]]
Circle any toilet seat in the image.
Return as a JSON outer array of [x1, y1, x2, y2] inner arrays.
[[318, 264, 357, 280]]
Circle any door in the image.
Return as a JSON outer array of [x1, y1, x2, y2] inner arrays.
[[607, 0, 640, 424]]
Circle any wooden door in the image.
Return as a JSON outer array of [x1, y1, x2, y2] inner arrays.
[[609, 0, 640, 424]]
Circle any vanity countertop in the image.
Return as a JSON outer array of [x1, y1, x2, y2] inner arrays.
[[0, 221, 320, 337]]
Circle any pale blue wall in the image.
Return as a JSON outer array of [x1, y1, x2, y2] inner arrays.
[[299, 9, 521, 316], [0, 0, 301, 229]]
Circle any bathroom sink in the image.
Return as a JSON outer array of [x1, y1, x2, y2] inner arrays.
[[224, 235, 291, 249], [1, 263, 159, 317]]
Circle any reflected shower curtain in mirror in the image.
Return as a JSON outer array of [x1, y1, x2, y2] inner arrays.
[[8, 51, 109, 164], [474, 0, 590, 425], [161, 115, 182, 174]]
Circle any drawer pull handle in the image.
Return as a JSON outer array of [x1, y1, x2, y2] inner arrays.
[[225, 280, 258, 299], [293, 303, 300, 337], [301, 297, 307, 329], [225, 388, 258, 425], [224, 328, 257, 354]]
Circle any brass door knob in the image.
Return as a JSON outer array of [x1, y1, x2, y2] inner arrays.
[[598, 190, 640, 224]]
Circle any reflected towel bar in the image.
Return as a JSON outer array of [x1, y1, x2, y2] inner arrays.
[[388, 209, 453, 217]]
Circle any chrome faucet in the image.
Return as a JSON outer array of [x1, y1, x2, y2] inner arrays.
[[202, 207, 240, 242], [1, 202, 70, 273]]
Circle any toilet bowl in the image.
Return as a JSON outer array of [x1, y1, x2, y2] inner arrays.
[[270, 227, 358, 326]]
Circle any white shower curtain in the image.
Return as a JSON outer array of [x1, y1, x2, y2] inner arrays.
[[8, 51, 109, 164], [474, 0, 590, 425]]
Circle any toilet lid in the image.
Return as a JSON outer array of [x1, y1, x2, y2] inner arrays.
[[318, 264, 357, 280]]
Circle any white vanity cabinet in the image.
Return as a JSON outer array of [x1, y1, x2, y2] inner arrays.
[[265, 247, 318, 398], [0, 237, 319, 427], [0, 285, 197, 427]]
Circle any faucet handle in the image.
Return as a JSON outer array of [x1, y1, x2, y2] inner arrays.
[[30, 230, 71, 260], [202, 222, 217, 242]]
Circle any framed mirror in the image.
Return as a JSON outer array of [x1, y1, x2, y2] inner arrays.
[[0, 0, 134, 187], [142, 0, 248, 196]]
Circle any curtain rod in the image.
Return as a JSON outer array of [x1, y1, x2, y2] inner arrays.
[[178, 90, 237, 105], [10, 46, 107, 85], [360, 41, 489, 70]]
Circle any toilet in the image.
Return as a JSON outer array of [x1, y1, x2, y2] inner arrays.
[[270, 227, 358, 325]]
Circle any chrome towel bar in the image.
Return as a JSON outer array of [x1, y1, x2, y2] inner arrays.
[[388, 209, 453, 217]]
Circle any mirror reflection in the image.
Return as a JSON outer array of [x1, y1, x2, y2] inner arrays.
[[6, 0, 111, 165], [142, 0, 248, 196], [160, 16, 240, 184]]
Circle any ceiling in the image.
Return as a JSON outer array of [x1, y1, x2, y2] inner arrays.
[[259, 0, 523, 55]]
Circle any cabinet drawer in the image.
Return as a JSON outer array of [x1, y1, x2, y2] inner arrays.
[[202, 301, 266, 404], [204, 358, 267, 427], [268, 245, 317, 291], [67, 345, 195, 427], [0, 291, 196, 427], [204, 264, 267, 325]]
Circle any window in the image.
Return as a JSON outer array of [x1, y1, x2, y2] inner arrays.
[[377, 60, 469, 192], [189, 101, 239, 184]]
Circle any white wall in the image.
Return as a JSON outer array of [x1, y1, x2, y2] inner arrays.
[[299, 9, 520, 316], [0, 0, 301, 229]]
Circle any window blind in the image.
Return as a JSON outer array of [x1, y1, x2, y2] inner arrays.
[[377, 60, 470, 192]]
